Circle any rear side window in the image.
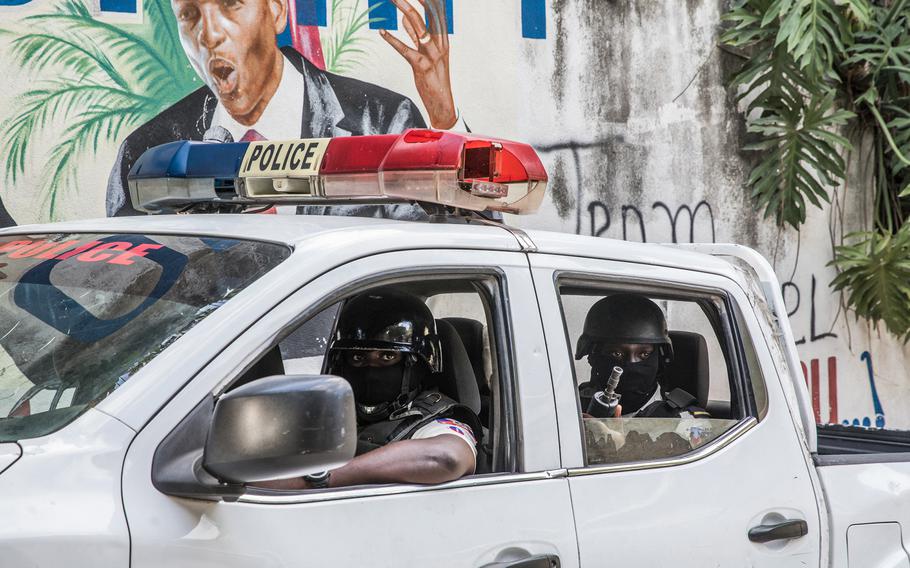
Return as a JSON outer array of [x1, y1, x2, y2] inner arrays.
[[0, 233, 290, 442], [558, 284, 755, 467]]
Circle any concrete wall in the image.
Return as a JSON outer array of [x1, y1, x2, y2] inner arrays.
[[0, 0, 906, 427]]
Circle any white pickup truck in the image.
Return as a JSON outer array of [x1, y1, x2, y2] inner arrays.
[[1, 132, 908, 568]]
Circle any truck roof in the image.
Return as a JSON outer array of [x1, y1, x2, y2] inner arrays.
[[1, 214, 743, 281]]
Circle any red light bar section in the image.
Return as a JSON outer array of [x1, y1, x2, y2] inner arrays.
[[317, 129, 547, 185], [317, 134, 399, 174]]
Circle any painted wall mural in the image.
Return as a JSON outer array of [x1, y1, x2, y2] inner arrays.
[[0, 0, 908, 429]]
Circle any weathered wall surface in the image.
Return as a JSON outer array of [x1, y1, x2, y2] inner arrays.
[[0, 0, 907, 427]]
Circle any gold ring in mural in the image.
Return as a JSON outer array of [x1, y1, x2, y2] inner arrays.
[[418, 33, 432, 45]]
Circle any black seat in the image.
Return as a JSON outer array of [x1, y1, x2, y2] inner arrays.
[[662, 331, 709, 408], [440, 317, 491, 422], [435, 318, 490, 473], [434, 319, 482, 415]]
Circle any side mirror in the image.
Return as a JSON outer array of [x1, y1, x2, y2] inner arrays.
[[203, 375, 356, 483]]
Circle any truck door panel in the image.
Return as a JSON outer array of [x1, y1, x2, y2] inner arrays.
[[122, 249, 578, 568], [530, 253, 822, 568]]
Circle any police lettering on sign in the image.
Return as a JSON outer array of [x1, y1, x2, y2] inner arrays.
[[240, 139, 330, 178]]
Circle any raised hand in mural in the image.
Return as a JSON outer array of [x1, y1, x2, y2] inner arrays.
[[380, 0, 458, 130]]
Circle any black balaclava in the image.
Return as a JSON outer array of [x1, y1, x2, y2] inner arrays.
[[340, 357, 429, 423], [589, 353, 660, 414]]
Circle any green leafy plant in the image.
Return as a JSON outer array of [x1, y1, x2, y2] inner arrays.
[[832, 228, 910, 338], [323, 0, 386, 74], [723, 0, 910, 338], [0, 0, 198, 219]]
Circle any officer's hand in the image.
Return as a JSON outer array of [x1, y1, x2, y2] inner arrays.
[[380, 0, 458, 129], [614, 404, 622, 418]]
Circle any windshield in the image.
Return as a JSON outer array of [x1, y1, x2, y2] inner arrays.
[[0, 233, 290, 442]]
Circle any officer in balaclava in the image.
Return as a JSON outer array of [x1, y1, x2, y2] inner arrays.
[[270, 288, 480, 491], [576, 294, 708, 418], [255, 289, 481, 491]]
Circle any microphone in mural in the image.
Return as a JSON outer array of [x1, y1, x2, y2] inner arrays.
[[106, 0, 462, 218]]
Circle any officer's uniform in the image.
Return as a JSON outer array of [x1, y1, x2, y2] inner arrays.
[[356, 389, 480, 465], [579, 382, 710, 419], [326, 289, 482, 469]]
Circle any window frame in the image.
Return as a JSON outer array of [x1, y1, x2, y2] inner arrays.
[[551, 271, 764, 474], [260, 270, 520, 475], [205, 266, 525, 494]]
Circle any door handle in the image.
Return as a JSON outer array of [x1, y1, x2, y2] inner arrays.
[[480, 554, 560, 568], [748, 519, 809, 543]]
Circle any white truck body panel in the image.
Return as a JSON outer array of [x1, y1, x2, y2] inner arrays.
[[121, 249, 578, 568], [530, 252, 822, 567], [0, 214, 906, 567], [817, 461, 910, 568], [0, 409, 134, 567]]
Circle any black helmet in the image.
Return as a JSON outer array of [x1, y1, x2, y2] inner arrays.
[[329, 289, 441, 373], [574, 294, 673, 364]]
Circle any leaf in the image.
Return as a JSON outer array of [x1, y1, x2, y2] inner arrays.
[[742, 91, 854, 227], [324, 0, 386, 74], [771, 0, 854, 81], [830, 225, 910, 340]]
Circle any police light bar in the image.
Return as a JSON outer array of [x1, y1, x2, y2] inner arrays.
[[127, 130, 548, 215]]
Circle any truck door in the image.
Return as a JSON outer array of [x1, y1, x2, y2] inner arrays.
[[530, 253, 822, 568], [122, 249, 578, 568]]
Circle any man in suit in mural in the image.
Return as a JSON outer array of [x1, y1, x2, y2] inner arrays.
[[106, 0, 461, 217]]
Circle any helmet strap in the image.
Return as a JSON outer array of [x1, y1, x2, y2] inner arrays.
[[390, 355, 421, 413]]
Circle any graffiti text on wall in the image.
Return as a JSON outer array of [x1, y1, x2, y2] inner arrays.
[[782, 274, 838, 345], [587, 200, 716, 243]]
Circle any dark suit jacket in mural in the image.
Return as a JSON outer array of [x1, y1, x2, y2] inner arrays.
[[0, 201, 15, 228], [107, 47, 426, 217]]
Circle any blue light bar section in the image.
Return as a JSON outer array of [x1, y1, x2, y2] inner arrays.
[[128, 141, 250, 180]]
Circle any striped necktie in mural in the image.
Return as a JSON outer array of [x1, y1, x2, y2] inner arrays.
[[240, 129, 267, 142]]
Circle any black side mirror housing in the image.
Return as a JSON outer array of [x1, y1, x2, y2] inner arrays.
[[203, 374, 356, 483]]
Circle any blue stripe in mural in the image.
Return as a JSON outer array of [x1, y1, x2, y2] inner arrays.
[[276, 24, 293, 47], [100, 0, 136, 12], [369, 0, 398, 30], [297, 0, 327, 27], [423, 0, 453, 34], [521, 0, 546, 39], [0, 0, 33, 5]]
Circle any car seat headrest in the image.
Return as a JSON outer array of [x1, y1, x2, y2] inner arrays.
[[663, 330, 709, 408], [434, 319, 482, 415]]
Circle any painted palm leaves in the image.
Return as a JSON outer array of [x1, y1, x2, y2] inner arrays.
[[324, 0, 387, 74], [0, 0, 385, 220], [0, 0, 200, 219]]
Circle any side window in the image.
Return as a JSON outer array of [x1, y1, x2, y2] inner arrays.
[[234, 275, 512, 483], [558, 283, 753, 467]]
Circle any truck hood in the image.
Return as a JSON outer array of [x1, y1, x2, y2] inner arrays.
[[0, 443, 21, 475]]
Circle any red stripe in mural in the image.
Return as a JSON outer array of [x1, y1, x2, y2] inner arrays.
[[827, 356, 838, 424], [287, 0, 326, 70], [810, 358, 821, 424]]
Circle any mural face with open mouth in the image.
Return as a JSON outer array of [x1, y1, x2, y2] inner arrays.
[[208, 57, 239, 98], [172, 0, 286, 125]]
